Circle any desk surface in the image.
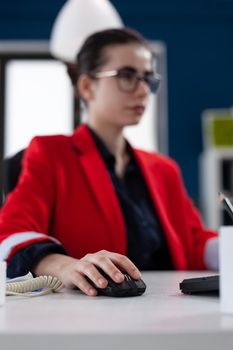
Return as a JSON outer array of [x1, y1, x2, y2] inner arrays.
[[0, 271, 232, 350]]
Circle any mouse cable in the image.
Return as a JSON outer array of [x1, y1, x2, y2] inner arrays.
[[6, 275, 63, 297]]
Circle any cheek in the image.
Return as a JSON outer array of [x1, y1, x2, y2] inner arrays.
[[96, 83, 125, 110], [97, 95, 120, 116]]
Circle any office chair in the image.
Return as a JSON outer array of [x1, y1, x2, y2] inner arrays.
[[3, 150, 24, 196]]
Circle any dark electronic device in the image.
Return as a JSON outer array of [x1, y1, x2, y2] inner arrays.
[[179, 275, 219, 295], [87, 268, 146, 297]]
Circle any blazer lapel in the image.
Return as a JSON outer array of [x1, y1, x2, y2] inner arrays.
[[132, 149, 187, 269], [71, 125, 126, 254]]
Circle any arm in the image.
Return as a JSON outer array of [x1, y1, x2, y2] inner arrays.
[[166, 159, 218, 270], [0, 137, 60, 262], [204, 237, 219, 271], [33, 250, 141, 296]]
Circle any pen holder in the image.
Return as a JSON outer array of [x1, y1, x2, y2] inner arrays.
[[0, 262, 6, 306], [219, 226, 233, 313]]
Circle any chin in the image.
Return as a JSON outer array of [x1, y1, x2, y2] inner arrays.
[[118, 120, 140, 128], [125, 115, 142, 125], [114, 114, 143, 128]]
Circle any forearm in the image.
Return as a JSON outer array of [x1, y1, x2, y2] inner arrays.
[[7, 242, 67, 278]]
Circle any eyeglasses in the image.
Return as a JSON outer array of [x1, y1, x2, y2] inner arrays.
[[90, 66, 161, 93]]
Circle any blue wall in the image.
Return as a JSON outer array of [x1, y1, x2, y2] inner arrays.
[[1, 0, 233, 204]]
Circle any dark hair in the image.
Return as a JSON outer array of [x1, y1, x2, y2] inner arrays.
[[76, 28, 150, 82]]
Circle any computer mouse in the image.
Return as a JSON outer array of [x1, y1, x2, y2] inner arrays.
[[86, 268, 146, 297]]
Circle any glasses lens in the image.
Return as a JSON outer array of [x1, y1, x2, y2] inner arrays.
[[117, 69, 138, 92], [117, 68, 161, 93], [145, 74, 161, 93]]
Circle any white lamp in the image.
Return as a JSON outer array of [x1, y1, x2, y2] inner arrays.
[[50, 0, 123, 63]]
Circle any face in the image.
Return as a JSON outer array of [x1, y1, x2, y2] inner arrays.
[[79, 43, 153, 129]]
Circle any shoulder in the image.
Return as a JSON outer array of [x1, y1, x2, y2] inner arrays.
[[135, 148, 181, 175], [23, 134, 73, 166], [25, 134, 73, 155], [28, 134, 71, 150]]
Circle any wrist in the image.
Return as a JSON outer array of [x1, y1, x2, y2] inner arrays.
[[32, 253, 76, 277]]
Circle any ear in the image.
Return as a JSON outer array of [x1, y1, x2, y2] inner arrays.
[[77, 74, 94, 102]]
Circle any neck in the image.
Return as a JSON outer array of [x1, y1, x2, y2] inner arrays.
[[87, 120, 126, 158]]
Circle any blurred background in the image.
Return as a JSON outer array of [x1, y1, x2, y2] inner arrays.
[[0, 0, 233, 229]]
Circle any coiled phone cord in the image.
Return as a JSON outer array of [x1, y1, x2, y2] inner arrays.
[[6, 275, 63, 296]]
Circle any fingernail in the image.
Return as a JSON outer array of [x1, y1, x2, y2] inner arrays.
[[115, 272, 124, 281], [98, 278, 105, 286]]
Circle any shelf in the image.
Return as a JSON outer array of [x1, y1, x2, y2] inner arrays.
[[199, 148, 233, 230]]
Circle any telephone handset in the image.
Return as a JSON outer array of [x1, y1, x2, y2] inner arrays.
[[6, 275, 63, 296]]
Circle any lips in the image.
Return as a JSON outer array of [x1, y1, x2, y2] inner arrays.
[[128, 105, 145, 115]]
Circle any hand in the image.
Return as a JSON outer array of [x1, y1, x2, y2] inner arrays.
[[33, 250, 141, 296]]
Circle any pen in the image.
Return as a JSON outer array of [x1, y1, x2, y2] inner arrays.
[[219, 192, 233, 223]]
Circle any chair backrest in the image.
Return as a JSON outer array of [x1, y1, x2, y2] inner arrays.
[[3, 150, 25, 196]]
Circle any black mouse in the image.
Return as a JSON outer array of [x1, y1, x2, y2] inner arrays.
[[86, 268, 146, 297]]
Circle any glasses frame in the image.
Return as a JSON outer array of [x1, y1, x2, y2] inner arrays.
[[90, 68, 162, 94]]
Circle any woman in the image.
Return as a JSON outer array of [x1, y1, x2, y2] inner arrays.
[[0, 28, 218, 296]]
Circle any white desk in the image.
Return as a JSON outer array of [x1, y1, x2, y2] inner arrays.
[[0, 271, 232, 350]]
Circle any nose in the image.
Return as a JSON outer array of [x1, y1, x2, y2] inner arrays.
[[135, 78, 150, 96]]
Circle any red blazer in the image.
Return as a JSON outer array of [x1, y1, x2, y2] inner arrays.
[[0, 125, 217, 269]]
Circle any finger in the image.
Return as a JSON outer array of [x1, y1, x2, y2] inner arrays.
[[71, 272, 97, 296], [82, 263, 108, 289], [96, 258, 125, 284], [110, 253, 141, 280], [82, 253, 125, 283], [85, 252, 141, 282]]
